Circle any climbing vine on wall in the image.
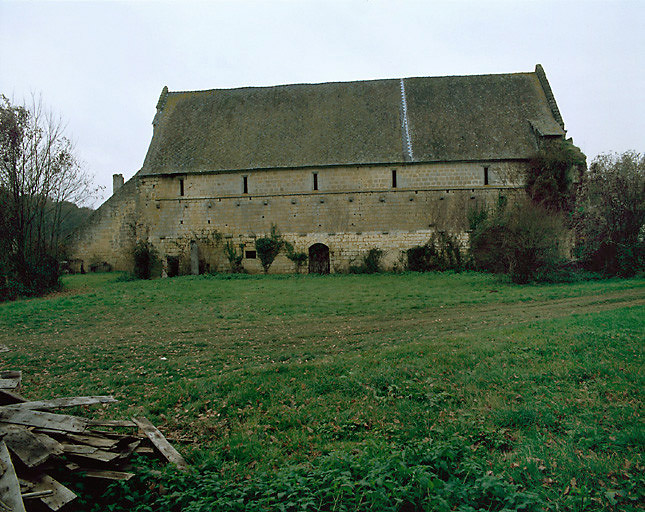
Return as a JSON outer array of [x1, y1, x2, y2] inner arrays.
[[526, 139, 586, 213], [284, 242, 308, 273], [255, 225, 285, 273]]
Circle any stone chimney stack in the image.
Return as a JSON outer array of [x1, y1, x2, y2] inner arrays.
[[113, 174, 124, 194]]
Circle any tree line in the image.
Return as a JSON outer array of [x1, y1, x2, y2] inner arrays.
[[463, 141, 643, 282], [0, 95, 96, 300], [1, 95, 643, 297]]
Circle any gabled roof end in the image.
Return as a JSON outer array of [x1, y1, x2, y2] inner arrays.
[[153, 86, 169, 127], [534, 64, 565, 132]]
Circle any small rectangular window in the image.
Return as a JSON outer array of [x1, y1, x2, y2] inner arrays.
[[313, 172, 318, 191], [243, 176, 248, 194], [392, 169, 397, 188], [484, 167, 489, 186], [245, 250, 256, 259], [179, 178, 184, 196]]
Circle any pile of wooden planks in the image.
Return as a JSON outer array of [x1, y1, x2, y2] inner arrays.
[[0, 371, 187, 511]]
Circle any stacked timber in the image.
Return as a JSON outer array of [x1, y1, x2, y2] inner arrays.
[[0, 371, 187, 511]]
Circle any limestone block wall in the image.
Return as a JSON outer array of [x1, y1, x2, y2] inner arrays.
[[143, 160, 523, 200], [136, 160, 525, 274], [69, 160, 527, 274], [66, 178, 140, 271], [151, 229, 471, 274]]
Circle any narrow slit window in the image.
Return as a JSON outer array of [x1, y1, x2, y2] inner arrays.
[[484, 167, 489, 186], [179, 178, 184, 196], [243, 176, 248, 194], [392, 169, 397, 188], [313, 172, 318, 191]]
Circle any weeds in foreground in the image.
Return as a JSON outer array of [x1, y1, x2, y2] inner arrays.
[[82, 439, 541, 511]]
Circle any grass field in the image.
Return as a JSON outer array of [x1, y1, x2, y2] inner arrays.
[[1, 272, 643, 511]]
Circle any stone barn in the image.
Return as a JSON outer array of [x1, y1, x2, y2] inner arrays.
[[68, 64, 576, 274]]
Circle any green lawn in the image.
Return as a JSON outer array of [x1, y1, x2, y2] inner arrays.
[[1, 272, 643, 511]]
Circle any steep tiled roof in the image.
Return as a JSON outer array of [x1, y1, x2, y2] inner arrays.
[[140, 65, 565, 175]]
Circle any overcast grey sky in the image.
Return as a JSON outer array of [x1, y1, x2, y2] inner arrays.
[[1, 0, 643, 205]]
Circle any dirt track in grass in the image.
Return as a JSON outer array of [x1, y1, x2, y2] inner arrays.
[[226, 286, 645, 347]]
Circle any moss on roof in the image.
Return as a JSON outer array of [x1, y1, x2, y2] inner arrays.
[[405, 72, 564, 161], [140, 67, 566, 175]]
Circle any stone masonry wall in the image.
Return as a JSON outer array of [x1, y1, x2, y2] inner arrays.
[[70, 160, 527, 273], [67, 178, 140, 270], [140, 161, 525, 273]]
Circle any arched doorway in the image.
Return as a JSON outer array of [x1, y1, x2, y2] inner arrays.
[[308, 243, 330, 274]]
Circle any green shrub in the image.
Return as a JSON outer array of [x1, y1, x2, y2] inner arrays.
[[255, 225, 285, 273], [284, 242, 308, 273], [467, 204, 489, 231], [531, 262, 603, 283], [526, 139, 586, 212], [349, 248, 383, 274], [470, 199, 566, 283], [224, 241, 244, 273], [0, 252, 60, 301], [132, 240, 158, 280], [407, 232, 463, 272], [114, 272, 137, 282], [363, 248, 383, 274]]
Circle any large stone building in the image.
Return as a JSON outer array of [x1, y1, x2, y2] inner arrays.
[[69, 65, 573, 274]]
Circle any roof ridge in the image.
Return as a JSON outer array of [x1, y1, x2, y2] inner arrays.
[[162, 69, 537, 96]]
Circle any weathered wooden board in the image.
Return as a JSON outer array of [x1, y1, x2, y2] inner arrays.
[[0, 380, 20, 391], [62, 444, 121, 463], [88, 418, 137, 428], [66, 432, 120, 450], [0, 371, 186, 506], [85, 430, 135, 444], [0, 441, 26, 512], [83, 470, 134, 481], [10, 396, 117, 411], [2, 427, 53, 468], [30, 474, 76, 511], [18, 478, 33, 492], [22, 490, 54, 500], [0, 408, 87, 433], [132, 417, 188, 470], [0, 372, 21, 391], [61, 444, 98, 455], [32, 432, 64, 456], [0, 389, 27, 406], [118, 440, 141, 460]]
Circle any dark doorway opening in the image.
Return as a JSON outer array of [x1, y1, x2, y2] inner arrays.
[[308, 243, 330, 274], [167, 255, 180, 277]]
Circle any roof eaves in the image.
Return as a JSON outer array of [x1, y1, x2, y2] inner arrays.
[[138, 156, 533, 178]]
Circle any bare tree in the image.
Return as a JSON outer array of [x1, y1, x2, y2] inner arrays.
[[0, 94, 97, 297]]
